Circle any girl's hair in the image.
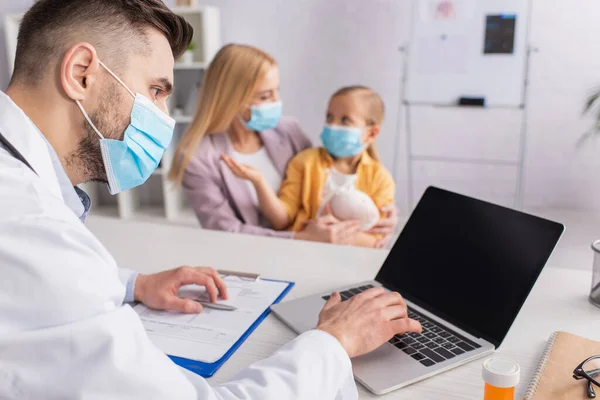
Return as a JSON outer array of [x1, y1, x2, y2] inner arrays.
[[331, 85, 385, 161], [169, 44, 277, 184]]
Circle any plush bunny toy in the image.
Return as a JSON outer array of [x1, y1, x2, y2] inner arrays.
[[319, 169, 380, 231], [328, 187, 380, 231]]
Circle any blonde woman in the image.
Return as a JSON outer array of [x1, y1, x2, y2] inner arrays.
[[170, 44, 397, 246]]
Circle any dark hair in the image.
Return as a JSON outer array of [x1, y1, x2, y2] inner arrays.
[[11, 0, 193, 85]]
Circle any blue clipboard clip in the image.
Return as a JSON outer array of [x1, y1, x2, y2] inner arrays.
[[168, 278, 295, 378]]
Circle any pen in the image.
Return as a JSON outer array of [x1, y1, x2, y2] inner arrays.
[[195, 300, 237, 311], [217, 269, 260, 281]]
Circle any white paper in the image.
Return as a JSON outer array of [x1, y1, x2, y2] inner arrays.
[[134, 276, 289, 363], [416, 34, 470, 75]]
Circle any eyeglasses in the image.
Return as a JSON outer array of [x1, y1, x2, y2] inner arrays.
[[573, 356, 600, 398]]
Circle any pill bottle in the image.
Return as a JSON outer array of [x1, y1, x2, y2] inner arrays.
[[482, 357, 520, 400]]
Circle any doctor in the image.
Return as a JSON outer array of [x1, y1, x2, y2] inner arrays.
[[0, 0, 421, 399]]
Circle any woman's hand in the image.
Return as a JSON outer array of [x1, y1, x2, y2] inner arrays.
[[221, 154, 263, 185], [368, 204, 399, 249], [295, 215, 361, 245], [222, 154, 290, 229]]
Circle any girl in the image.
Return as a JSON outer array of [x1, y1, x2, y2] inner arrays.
[[222, 86, 395, 248]]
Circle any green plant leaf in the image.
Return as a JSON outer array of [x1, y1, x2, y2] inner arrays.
[[584, 91, 600, 114], [576, 130, 592, 148], [578, 89, 600, 146]]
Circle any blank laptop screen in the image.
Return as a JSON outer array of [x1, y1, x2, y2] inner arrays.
[[375, 187, 564, 347]]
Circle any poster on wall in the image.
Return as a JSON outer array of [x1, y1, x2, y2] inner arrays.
[[483, 14, 517, 54], [420, 0, 475, 22], [435, 0, 456, 20]]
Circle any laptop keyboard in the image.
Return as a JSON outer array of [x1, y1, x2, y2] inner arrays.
[[321, 284, 374, 302], [322, 286, 481, 368], [392, 308, 481, 367]]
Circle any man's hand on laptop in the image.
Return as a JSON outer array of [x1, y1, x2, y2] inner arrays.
[[316, 287, 422, 359]]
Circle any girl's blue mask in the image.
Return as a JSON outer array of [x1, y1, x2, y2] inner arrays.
[[243, 101, 283, 132], [320, 125, 364, 158], [75, 61, 175, 195]]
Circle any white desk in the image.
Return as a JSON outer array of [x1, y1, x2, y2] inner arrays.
[[88, 215, 600, 399]]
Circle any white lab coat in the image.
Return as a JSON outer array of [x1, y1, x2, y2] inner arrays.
[[0, 92, 357, 400]]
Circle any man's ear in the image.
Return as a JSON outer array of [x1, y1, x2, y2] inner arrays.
[[60, 42, 101, 102]]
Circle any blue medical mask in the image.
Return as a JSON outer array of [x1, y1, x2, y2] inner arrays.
[[75, 61, 175, 195], [243, 101, 283, 131], [320, 125, 364, 158]]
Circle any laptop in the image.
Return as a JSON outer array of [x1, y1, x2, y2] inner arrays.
[[271, 186, 564, 395]]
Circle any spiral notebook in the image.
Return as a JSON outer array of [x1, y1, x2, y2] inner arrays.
[[524, 331, 600, 399]]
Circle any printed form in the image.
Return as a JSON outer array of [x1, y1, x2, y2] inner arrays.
[[134, 276, 289, 363]]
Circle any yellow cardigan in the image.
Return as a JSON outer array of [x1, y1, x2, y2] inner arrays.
[[278, 147, 395, 232]]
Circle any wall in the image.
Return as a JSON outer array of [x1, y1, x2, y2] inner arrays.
[[524, 0, 600, 210], [2, 0, 600, 213], [0, 0, 33, 90]]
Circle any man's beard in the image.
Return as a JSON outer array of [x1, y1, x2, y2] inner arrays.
[[67, 81, 129, 183]]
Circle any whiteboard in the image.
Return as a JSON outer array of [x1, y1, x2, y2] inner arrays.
[[404, 0, 530, 107]]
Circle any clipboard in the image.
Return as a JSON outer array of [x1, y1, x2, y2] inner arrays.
[[167, 278, 295, 378]]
